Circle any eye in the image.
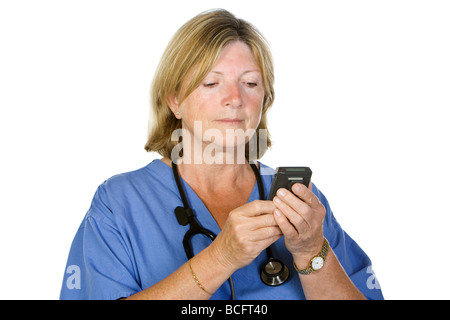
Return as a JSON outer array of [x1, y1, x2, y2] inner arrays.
[[245, 82, 258, 88], [203, 82, 218, 88]]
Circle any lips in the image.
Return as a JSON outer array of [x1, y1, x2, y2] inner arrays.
[[215, 118, 243, 124]]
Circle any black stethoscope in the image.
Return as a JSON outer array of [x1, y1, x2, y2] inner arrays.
[[172, 161, 289, 299]]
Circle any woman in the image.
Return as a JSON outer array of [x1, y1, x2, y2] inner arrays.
[[60, 9, 383, 300]]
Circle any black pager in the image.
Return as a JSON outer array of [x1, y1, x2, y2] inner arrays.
[[268, 167, 312, 200]]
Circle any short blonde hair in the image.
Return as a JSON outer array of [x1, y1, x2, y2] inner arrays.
[[144, 9, 275, 159]]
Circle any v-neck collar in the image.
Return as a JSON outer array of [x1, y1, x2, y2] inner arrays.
[[150, 159, 260, 235]]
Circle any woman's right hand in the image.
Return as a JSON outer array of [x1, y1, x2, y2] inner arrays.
[[209, 200, 282, 271]]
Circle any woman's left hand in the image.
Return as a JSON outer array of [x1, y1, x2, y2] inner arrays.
[[272, 183, 326, 265]]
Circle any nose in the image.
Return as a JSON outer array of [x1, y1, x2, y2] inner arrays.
[[223, 82, 243, 108]]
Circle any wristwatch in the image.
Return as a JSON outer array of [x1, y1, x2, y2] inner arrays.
[[293, 238, 329, 275]]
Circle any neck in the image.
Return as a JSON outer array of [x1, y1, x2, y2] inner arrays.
[[166, 133, 257, 192], [162, 156, 256, 192], [178, 159, 252, 193]]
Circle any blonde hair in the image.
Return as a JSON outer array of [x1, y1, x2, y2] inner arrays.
[[144, 9, 275, 159]]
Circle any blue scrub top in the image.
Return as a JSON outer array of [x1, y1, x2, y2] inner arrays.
[[60, 159, 383, 300]]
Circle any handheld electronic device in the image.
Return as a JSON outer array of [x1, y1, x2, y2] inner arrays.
[[268, 167, 312, 200]]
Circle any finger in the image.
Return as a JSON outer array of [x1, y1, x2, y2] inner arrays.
[[253, 233, 283, 255], [291, 183, 320, 208], [282, 185, 326, 229], [273, 195, 309, 229], [250, 225, 283, 241], [273, 209, 298, 239], [275, 188, 312, 223], [248, 212, 278, 230], [238, 200, 276, 217]]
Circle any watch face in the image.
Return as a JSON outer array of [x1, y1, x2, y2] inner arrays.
[[311, 257, 324, 270]]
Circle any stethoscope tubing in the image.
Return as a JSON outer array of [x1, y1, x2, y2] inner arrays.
[[171, 161, 289, 299]]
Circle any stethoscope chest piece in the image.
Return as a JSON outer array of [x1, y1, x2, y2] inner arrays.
[[260, 258, 290, 286]]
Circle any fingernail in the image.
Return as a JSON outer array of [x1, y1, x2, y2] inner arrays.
[[274, 209, 281, 217], [277, 188, 286, 197], [273, 196, 281, 204], [293, 184, 302, 193]]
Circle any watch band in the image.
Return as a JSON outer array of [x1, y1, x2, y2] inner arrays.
[[293, 238, 329, 275]]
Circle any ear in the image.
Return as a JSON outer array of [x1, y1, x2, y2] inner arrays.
[[167, 94, 182, 119]]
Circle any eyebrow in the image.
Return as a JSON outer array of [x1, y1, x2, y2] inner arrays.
[[209, 70, 261, 76]]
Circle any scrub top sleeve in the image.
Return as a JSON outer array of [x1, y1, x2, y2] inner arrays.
[[60, 184, 141, 300], [313, 184, 384, 300], [83, 215, 141, 299]]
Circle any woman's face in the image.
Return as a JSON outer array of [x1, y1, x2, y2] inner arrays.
[[172, 41, 265, 154]]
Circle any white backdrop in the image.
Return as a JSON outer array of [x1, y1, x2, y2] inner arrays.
[[1, 0, 449, 299]]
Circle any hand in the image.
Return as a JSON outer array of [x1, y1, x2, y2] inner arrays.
[[272, 183, 326, 265], [212, 200, 282, 271]]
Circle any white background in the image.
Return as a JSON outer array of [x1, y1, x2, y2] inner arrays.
[[1, 0, 449, 299]]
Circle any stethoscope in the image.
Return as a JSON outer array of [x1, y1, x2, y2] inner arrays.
[[172, 161, 290, 299]]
